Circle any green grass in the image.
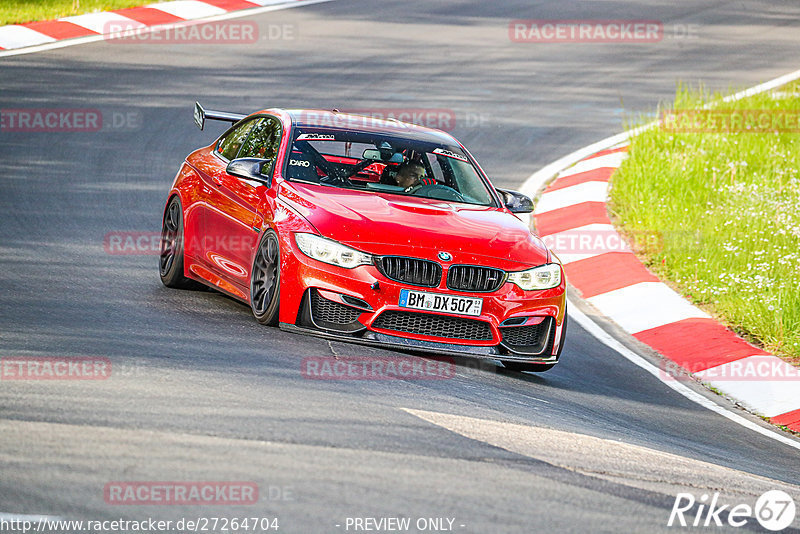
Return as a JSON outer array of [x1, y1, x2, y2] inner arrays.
[[609, 82, 800, 365], [1, 0, 148, 26]]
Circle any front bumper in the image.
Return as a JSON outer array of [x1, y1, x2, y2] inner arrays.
[[277, 236, 567, 363], [279, 323, 560, 364]]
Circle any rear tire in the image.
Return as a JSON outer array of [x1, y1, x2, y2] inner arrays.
[[159, 196, 202, 289], [250, 229, 281, 326]]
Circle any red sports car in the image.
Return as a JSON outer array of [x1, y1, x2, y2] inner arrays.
[[159, 103, 567, 371]]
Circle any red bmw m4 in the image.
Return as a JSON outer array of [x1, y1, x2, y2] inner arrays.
[[159, 103, 567, 371]]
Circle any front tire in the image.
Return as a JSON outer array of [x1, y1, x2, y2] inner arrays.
[[159, 196, 200, 289], [250, 229, 280, 326]]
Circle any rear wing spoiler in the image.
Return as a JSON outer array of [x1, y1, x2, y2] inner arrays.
[[194, 101, 246, 131]]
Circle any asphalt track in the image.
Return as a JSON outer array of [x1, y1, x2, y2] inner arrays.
[[1, 1, 800, 532]]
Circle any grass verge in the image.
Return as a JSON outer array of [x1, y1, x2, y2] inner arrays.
[[1, 0, 147, 26], [609, 82, 800, 365]]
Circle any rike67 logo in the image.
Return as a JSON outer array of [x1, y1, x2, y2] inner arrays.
[[668, 490, 796, 531]]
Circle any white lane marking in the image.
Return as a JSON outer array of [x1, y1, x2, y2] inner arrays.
[[402, 408, 800, 496], [59, 12, 145, 34], [769, 91, 800, 99], [558, 151, 627, 178], [539, 221, 618, 238], [0, 0, 335, 57], [567, 301, 800, 451], [722, 69, 800, 102], [696, 356, 800, 417], [147, 0, 227, 20], [586, 282, 709, 334], [535, 181, 609, 214], [552, 252, 601, 265], [0, 25, 55, 49], [519, 68, 800, 449]]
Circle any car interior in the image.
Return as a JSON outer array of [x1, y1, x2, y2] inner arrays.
[[284, 131, 495, 205]]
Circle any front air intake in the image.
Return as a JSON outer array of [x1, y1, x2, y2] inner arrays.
[[376, 256, 442, 288]]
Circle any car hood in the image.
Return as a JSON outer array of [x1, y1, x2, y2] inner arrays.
[[279, 182, 550, 270]]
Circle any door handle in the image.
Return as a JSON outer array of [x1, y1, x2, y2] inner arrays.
[[211, 176, 223, 187]]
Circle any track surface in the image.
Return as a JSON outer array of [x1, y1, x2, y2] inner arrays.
[[1, 1, 799, 532]]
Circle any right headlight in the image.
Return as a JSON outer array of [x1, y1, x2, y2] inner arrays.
[[507, 263, 562, 291], [294, 233, 373, 269]]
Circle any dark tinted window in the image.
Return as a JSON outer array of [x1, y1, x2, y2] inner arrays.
[[216, 119, 256, 160], [239, 117, 281, 162]]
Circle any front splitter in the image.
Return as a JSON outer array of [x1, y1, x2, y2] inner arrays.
[[279, 323, 560, 365]]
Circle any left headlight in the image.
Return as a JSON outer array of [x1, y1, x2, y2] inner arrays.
[[294, 233, 373, 269], [507, 263, 562, 291]]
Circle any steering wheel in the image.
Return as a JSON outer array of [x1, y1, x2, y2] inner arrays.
[[319, 173, 354, 187], [407, 184, 465, 202], [294, 139, 353, 187]]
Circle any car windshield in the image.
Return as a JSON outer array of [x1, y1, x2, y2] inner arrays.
[[284, 127, 498, 207]]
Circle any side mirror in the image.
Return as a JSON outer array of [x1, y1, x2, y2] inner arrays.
[[226, 158, 272, 183], [497, 188, 534, 214]]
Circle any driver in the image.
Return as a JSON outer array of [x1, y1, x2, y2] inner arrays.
[[394, 161, 436, 190]]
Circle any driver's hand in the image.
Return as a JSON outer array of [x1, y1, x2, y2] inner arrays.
[[419, 177, 436, 186], [405, 177, 436, 192]]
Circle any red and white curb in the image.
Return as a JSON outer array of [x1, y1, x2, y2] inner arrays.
[[0, 0, 330, 56], [526, 144, 800, 433]]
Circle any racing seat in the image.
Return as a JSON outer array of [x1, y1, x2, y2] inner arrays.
[[379, 164, 399, 185]]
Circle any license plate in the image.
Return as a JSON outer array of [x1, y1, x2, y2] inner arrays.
[[398, 289, 483, 317]]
